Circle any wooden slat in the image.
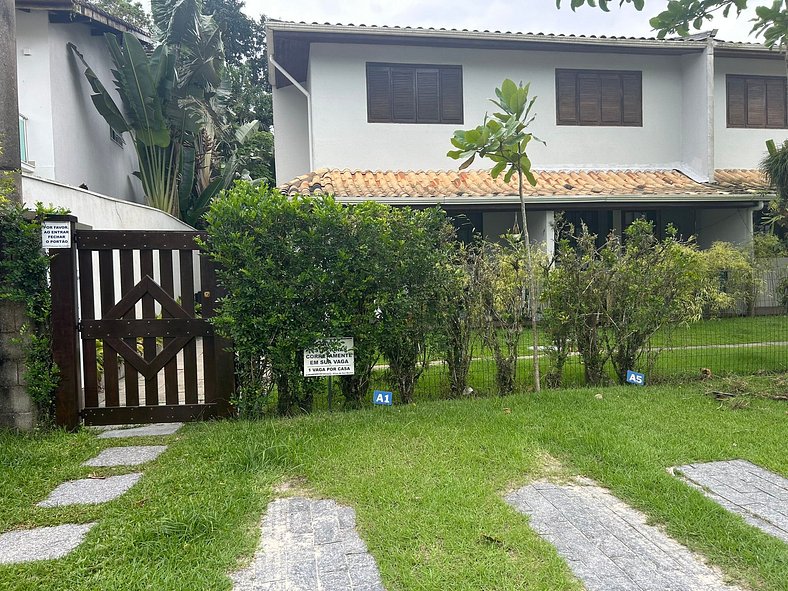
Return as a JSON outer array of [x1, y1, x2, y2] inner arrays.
[[439, 67, 463, 124], [577, 73, 601, 125], [416, 68, 440, 123], [119, 249, 139, 406], [81, 403, 218, 425], [180, 250, 199, 404], [81, 319, 213, 338], [391, 67, 416, 122], [78, 231, 204, 251], [556, 70, 577, 125], [99, 250, 119, 407], [199, 253, 217, 404], [367, 64, 392, 123], [78, 248, 99, 408], [747, 78, 767, 128], [727, 76, 746, 128], [765, 77, 786, 128], [140, 250, 158, 405], [159, 250, 179, 404]]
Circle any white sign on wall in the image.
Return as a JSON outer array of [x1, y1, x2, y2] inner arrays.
[[41, 221, 71, 249], [304, 337, 355, 376]]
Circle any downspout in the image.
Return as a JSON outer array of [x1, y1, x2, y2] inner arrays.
[[270, 56, 314, 172]]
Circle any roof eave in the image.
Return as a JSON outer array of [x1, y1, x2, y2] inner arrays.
[[16, 0, 151, 42]]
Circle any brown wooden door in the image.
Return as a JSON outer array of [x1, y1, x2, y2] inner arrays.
[[74, 230, 233, 425]]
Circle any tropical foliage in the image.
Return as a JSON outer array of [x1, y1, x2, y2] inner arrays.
[[69, 0, 258, 225], [448, 78, 544, 391]]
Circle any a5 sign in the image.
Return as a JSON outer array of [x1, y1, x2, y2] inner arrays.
[[626, 370, 646, 386], [373, 390, 393, 405]]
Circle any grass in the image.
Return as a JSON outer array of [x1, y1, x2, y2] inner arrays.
[[1, 377, 788, 590]]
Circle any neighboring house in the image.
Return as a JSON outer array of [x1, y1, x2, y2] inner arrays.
[[14, 0, 147, 204], [267, 21, 787, 249]]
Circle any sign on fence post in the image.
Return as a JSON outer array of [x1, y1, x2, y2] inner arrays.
[[303, 337, 355, 377], [41, 221, 72, 249]]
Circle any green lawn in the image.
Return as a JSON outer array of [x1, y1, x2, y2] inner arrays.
[[2, 379, 787, 590]]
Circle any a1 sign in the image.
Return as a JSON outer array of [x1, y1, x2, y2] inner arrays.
[[373, 390, 393, 406], [626, 370, 645, 386]]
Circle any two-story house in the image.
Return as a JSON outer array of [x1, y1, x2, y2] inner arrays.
[[267, 21, 786, 250]]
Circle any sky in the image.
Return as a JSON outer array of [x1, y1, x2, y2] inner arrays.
[[240, 0, 762, 43]]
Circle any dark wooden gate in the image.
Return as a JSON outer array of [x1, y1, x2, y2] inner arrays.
[[51, 218, 233, 428]]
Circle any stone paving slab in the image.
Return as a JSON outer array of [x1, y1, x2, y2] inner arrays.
[[97, 423, 183, 439], [82, 445, 168, 467], [506, 479, 743, 591], [37, 473, 143, 507], [0, 523, 96, 564], [674, 459, 788, 543], [231, 497, 385, 591]]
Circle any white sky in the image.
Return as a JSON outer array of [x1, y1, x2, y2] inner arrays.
[[243, 0, 762, 43]]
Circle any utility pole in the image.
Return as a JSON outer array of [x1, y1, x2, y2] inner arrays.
[[0, 0, 22, 202]]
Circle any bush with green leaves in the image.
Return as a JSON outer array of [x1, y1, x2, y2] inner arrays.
[[543, 220, 721, 386], [203, 182, 456, 414], [0, 195, 59, 422], [700, 241, 760, 315]]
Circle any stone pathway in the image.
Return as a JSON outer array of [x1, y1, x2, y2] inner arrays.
[[0, 424, 181, 565], [83, 445, 168, 467], [0, 524, 97, 564], [97, 422, 184, 439], [674, 460, 788, 543], [231, 497, 385, 591], [506, 479, 743, 591]]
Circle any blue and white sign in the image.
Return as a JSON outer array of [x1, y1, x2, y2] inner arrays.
[[626, 370, 645, 386], [373, 390, 393, 405]]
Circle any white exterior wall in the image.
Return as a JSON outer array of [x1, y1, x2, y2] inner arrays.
[[15, 10, 56, 179], [714, 57, 788, 169], [273, 85, 310, 183], [482, 210, 554, 253], [680, 47, 714, 181], [300, 43, 691, 182], [22, 175, 193, 230], [15, 11, 142, 202]]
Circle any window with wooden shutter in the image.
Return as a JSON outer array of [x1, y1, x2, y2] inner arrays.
[[556, 69, 642, 127], [366, 63, 463, 124], [727, 75, 787, 129]]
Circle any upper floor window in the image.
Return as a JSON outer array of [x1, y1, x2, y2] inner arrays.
[[556, 69, 642, 127], [18, 114, 29, 164], [726, 75, 786, 129], [366, 63, 463, 124]]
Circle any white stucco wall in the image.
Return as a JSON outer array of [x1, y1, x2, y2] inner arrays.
[[681, 48, 713, 181], [696, 207, 754, 248], [49, 23, 142, 202], [287, 43, 693, 183], [15, 10, 56, 179], [22, 175, 193, 230], [273, 85, 310, 183], [714, 56, 788, 169], [482, 210, 554, 253]]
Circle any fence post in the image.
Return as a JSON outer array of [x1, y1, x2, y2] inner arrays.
[[48, 215, 82, 429]]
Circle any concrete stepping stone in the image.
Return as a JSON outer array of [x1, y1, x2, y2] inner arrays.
[[506, 479, 743, 591], [0, 523, 96, 564], [674, 459, 788, 543], [82, 445, 167, 467], [97, 422, 183, 439], [231, 497, 385, 591], [37, 473, 142, 507]]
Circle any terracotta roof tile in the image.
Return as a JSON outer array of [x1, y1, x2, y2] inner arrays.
[[279, 169, 771, 200]]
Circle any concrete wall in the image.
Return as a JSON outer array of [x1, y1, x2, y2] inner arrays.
[[0, 302, 36, 431], [482, 210, 554, 254], [714, 57, 788, 170], [22, 175, 193, 230], [15, 10, 142, 202], [680, 47, 713, 181], [696, 207, 754, 249], [273, 84, 311, 184]]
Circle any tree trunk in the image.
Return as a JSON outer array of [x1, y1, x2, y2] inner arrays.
[[518, 170, 541, 392]]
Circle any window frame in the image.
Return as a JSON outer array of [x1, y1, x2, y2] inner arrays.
[[555, 68, 643, 127], [365, 62, 464, 125], [726, 74, 787, 129]]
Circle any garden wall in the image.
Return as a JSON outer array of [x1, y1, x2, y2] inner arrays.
[[0, 302, 35, 430]]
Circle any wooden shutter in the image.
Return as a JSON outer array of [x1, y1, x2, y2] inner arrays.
[[556, 70, 577, 125], [621, 73, 642, 126], [746, 78, 767, 128], [577, 73, 601, 125], [727, 76, 746, 128], [600, 74, 622, 125], [416, 69, 440, 123], [391, 67, 416, 122], [766, 77, 786, 128], [367, 65, 392, 123], [439, 67, 463, 123]]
